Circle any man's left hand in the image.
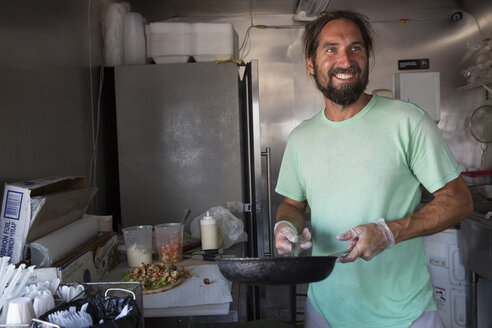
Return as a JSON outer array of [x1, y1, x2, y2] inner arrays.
[[336, 218, 395, 263]]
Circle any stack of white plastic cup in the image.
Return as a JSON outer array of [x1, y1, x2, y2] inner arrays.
[[6, 297, 35, 327], [124, 12, 146, 65], [103, 2, 130, 66]]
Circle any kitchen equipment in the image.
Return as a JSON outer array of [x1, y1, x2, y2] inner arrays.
[[470, 104, 492, 170], [122, 225, 153, 267], [216, 256, 337, 285], [461, 201, 492, 280], [460, 201, 492, 328], [154, 223, 184, 263], [114, 61, 267, 315], [114, 62, 263, 243], [423, 228, 468, 327]]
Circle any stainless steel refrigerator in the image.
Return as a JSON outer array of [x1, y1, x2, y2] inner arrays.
[[114, 61, 270, 318], [115, 62, 272, 278]]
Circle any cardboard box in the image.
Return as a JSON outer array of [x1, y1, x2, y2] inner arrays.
[[54, 231, 119, 282], [28, 232, 119, 284], [57, 249, 100, 283], [0, 176, 96, 264]]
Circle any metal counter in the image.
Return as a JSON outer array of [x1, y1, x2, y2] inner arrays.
[[460, 200, 492, 328]]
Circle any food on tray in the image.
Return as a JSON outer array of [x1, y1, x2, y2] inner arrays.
[[122, 262, 190, 294]]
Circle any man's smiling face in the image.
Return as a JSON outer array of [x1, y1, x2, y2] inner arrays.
[[307, 18, 369, 106]]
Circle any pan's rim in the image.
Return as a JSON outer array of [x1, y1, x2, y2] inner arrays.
[[216, 256, 337, 261]]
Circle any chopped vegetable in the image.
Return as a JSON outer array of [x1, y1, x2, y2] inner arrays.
[[120, 262, 189, 290]]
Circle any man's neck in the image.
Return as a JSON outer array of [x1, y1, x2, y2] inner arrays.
[[324, 93, 372, 122]]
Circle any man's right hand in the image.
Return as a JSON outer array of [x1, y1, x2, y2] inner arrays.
[[274, 221, 312, 255]]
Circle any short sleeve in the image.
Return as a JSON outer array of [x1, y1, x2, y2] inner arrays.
[[408, 114, 461, 193], [275, 135, 307, 201]]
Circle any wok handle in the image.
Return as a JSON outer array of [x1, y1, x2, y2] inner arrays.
[[262, 147, 274, 257]]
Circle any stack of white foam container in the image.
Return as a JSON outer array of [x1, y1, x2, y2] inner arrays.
[[146, 22, 192, 64], [423, 228, 468, 328], [145, 22, 234, 64], [191, 23, 234, 62]]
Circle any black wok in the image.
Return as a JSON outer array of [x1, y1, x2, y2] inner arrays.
[[216, 256, 337, 285]]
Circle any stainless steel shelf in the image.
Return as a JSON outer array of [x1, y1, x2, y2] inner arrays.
[[457, 79, 492, 93]]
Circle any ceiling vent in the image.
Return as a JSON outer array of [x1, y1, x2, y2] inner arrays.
[[294, 0, 331, 21]]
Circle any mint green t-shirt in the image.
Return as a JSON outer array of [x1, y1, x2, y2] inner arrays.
[[275, 95, 461, 328]]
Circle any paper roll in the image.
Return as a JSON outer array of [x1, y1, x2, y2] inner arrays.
[[29, 215, 98, 267]]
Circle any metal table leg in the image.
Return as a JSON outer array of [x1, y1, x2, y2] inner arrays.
[[467, 270, 478, 328]]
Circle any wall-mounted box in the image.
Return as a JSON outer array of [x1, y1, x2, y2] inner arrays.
[[395, 72, 440, 122]]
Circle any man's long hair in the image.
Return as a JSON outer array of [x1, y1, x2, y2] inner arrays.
[[303, 10, 374, 63]]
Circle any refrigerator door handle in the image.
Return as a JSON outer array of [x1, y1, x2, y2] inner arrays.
[[262, 147, 274, 257]]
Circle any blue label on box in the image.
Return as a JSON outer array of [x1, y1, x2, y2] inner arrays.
[[3, 190, 23, 220], [0, 220, 17, 258]]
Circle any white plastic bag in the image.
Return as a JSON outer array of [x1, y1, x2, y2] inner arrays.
[[190, 206, 247, 249]]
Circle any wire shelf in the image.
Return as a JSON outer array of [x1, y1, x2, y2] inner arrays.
[[457, 79, 492, 93]]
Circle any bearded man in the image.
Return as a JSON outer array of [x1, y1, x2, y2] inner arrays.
[[273, 10, 473, 328]]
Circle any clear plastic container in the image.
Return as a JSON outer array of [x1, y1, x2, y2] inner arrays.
[[154, 223, 183, 263], [122, 225, 153, 267]]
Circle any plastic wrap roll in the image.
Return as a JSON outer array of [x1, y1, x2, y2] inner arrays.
[[103, 2, 131, 67], [29, 215, 99, 267]]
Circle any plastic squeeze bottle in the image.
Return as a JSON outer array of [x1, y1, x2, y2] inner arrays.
[[200, 211, 219, 250]]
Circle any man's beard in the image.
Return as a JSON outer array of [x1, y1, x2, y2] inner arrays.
[[313, 62, 369, 106]]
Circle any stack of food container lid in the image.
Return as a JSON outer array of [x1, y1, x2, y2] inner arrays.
[[146, 22, 192, 64], [191, 23, 234, 62], [145, 22, 234, 64]]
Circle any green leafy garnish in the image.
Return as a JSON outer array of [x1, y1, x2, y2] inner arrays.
[[121, 271, 130, 282]]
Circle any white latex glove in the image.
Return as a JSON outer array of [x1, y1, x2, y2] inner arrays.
[[274, 221, 312, 256], [336, 218, 395, 263]]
